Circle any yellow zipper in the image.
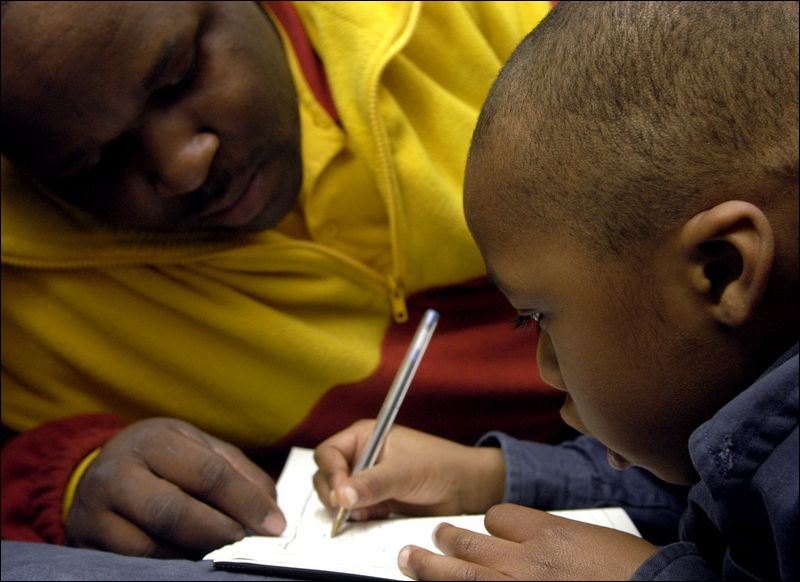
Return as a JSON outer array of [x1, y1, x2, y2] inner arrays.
[[365, 2, 420, 324], [4, 3, 422, 325], [388, 276, 408, 323]]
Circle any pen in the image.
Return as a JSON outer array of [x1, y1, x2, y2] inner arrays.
[[330, 308, 440, 537]]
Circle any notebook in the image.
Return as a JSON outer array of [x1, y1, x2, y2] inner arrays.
[[204, 447, 640, 581]]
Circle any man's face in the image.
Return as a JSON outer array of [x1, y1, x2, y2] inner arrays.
[[465, 159, 743, 486], [1, 1, 301, 231]]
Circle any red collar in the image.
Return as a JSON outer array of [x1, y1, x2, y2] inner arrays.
[[264, 1, 340, 123]]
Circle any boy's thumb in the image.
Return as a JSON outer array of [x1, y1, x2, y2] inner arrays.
[[336, 463, 398, 509]]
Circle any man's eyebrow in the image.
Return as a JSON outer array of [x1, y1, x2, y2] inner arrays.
[[140, 40, 180, 94], [55, 147, 88, 176]]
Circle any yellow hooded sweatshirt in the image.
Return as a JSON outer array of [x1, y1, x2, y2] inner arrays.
[[2, 3, 562, 529]]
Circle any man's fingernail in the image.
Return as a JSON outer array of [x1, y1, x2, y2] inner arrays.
[[341, 486, 359, 508], [262, 511, 286, 535], [329, 490, 339, 507], [398, 546, 412, 573]]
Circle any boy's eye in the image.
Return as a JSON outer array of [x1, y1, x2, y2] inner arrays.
[[511, 312, 543, 331]]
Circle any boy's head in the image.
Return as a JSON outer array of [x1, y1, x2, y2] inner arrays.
[[465, 1, 798, 485], [1, 1, 301, 231]]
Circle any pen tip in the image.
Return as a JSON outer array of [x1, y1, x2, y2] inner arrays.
[[331, 507, 346, 538]]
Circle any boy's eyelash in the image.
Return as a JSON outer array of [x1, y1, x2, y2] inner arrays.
[[511, 313, 543, 330]]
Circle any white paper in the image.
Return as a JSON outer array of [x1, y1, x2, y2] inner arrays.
[[205, 447, 641, 580]]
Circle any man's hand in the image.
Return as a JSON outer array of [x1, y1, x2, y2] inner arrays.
[[398, 503, 658, 581], [65, 418, 285, 558]]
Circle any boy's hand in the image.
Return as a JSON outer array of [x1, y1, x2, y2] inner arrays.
[[65, 418, 285, 558], [313, 420, 505, 520], [398, 503, 658, 581]]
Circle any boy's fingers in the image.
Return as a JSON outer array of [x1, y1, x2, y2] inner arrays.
[[483, 503, 552, 542], [312, 469, 337, 509], [432, 522, 514, 570], [336, 462, 403, 509], [398, 545, 512, 581], [314, 420, 378, 505], [314, 443, 357, 508], [356, 503, 392, 521], [314, 442, 355, 486]]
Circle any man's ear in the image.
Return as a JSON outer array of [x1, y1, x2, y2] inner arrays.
[[679, 200, 774, 328]]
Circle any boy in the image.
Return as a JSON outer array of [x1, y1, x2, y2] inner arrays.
[[314, 2, 798, 579], [1, 0, 567, 562]]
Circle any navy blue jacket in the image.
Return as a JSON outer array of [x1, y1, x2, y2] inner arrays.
[[481, 343, 798, 580]]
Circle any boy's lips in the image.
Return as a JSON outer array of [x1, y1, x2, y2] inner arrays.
[[559, 394, 588, 433], [560, 396, 632, 471], [606, 448, 631, 470]]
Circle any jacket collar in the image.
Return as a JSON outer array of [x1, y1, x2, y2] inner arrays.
[[689, 342, 799, 498]]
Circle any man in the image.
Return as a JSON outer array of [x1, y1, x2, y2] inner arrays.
[[1, 0, 569, 563]]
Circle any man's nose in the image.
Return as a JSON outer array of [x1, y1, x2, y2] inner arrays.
[[140, 114, 220, 197]]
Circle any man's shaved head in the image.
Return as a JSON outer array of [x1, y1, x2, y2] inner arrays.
[[466, 1, 798, 259]]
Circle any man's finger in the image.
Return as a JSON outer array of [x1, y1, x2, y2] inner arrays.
[[77, 508, 192, 559], [137, 434, 285, 536], [113, 463, 247, 553], [398, 545, 513, 581], [197, 429, 278, 496]]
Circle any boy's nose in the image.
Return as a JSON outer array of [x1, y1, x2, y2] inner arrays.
[[139, 113, 220, 198], [536, 331, 567, 391]]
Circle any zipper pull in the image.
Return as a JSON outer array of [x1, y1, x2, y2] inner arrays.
[[389, 278, 408, 323]]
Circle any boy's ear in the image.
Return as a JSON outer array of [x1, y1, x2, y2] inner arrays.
[[679, 201, 774, 328]]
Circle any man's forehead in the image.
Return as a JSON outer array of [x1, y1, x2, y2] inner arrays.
[[19, 3, 184, 76], [1, 1, 195, 170]]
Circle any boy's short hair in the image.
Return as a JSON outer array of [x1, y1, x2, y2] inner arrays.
[[467, 1, 799, 258]]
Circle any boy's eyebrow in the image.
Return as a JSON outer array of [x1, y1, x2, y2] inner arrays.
[[485, 268, 516, 302], [140, 40, 180, 94], [485, 269, 500, 290]]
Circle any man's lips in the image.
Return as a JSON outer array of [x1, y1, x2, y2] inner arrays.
[[195, 166, 259, 220], [192, 162, 271, 228]]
